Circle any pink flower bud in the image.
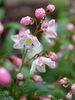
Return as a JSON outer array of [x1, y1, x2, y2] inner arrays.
[[60, 45, 65, 52], [66, 92, 72, 100], [46, 4, 55, 12], [72, 35, 75, 43], [16, 73, 24, 81], [20, 16, 32, 26], [0, 67, 11, 85], [33, 75, 43, 82], [10, 55, 22, 67], [20, 96, 27, 100], [48, 51, 58, 61], [35, 8, 45, 18], [0, 22, 4, 35], [66, 23, 74, 31], [59, 77, 68, 85], [71, 83, 75, 93], [68, 44, 74, 51], [59, 79, 67, 85], [40, 97, 51, 100]]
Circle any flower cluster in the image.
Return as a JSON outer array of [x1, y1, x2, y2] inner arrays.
[[11, 4, 57, 76]]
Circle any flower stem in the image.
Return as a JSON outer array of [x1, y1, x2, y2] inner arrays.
[[19, 46, 27, 72]]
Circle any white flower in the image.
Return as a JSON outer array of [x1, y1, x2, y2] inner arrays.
[[41, 19, 57, 43], [11, 28, 43, 58], [30, 56, 56, 75]]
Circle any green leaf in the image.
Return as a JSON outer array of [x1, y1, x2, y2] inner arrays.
[[21, 66, 30, 78], [4, 22, 22, 30], [6, 96, 14, 100], [4, 29, 16, 57], [0, 8, 5, 20], [0, 91, 6, 100]]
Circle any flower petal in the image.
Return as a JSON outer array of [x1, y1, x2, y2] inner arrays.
[[11, 35, 19, 43], [49, 19, 55, 28], [13, 43, 23, 49], [27, 44, 43, 59], [32, 36, 41, 47], [30, 61, 37, 75], [46, 31, 57, 38], [36, 65, 46, 72], [42, 57, 56, 69]]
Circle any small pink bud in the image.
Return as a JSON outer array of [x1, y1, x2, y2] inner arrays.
[[68, 44, 74, 51], [20, 16, 32, 26], [59, 79, 67, 85], [46, 4, 55, 12], [33, 75, 43, 82], [16, 73, 24, 81], [66, 92, 72, 100], [66, 23, 74, 31], [40, 97, 51, 100], [60, 45, 65, 52], [20, 96, 27, 100], [48, 51, 58, 61], [0, 22, 4, 35], [10, 55, 22, 67], [72, 35, 75, 43], [0, 67, 11, 85], [59, 77, 68, 86], [35, 8, 45, 18], [71, 83, 75, 93]]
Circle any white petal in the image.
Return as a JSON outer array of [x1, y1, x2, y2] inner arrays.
[[30, 61, 37, 75], [32, 36, 41, 47], [42, 57, 56, 69], [46, 30, 57, 38], [41, 19, 48, 31], [11, 35, 19, 42], [27, 44, 43, 59], [37, 65, 46, 72], [49, 19, 55, 28], [13, 43, 23, 49]]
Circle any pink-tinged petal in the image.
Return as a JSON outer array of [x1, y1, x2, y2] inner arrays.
[[19, 28, 30, 37], [13, 43, 23, 49], [32, 36, 41, 47], [49, 19, 55, 27], [42, 57, 56, 69], [46, 31, 57, 38], [11, 35, 19, 43], [41, 19, 48, 31], [19, 28, 26, 36], [34, 57, 46, 72]]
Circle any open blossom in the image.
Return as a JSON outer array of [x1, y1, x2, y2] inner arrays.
[[11, 28, 43, 58], [0, 67, 11, 85], [30, 56, 56, 75], [20, 16, 32, 26], [11, 28, 41, 49], [41, 19, 57, 43]]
